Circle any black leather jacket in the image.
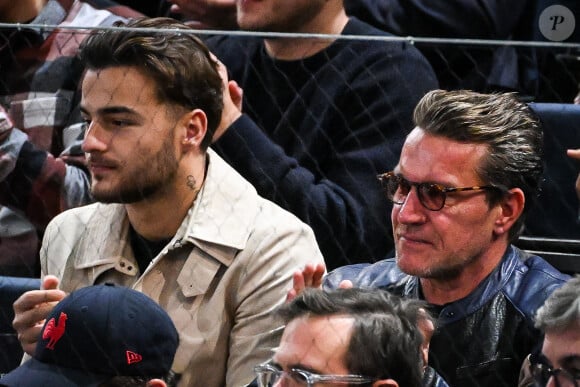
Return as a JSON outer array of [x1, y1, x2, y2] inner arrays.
[[324, 245, 570, 387]]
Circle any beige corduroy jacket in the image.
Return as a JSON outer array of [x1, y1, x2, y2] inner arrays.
[[40, 150, 325, 387]]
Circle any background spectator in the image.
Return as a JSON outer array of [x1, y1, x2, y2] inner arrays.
[[207, 0, 438, 268], [0, 0, 140, 277], [343, 0, 535, 95]]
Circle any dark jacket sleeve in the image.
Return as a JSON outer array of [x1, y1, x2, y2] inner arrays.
[[212, 38, 437, 267]]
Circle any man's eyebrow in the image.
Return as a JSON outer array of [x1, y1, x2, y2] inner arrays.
[[560, 354, 580, 367], [271, 359, 324, 375], [79, 105, 142, 117]]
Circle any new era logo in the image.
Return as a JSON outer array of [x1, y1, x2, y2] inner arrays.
[[126, 350, 143, 364]]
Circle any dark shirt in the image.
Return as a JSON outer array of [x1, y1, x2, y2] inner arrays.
[[128, 225, 170, 274], [207, 18, 438, 268]]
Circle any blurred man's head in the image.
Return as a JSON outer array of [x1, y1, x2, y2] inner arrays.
[[254, 288, 425, 387], [530, 276, 580, 387], [0, 0, 48, 22]]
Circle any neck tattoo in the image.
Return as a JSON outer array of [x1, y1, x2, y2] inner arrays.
[[186, 175, 196, 191]]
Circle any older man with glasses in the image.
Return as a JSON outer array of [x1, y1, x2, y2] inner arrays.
[[291, 89, 571, 387], [523, 275, 580, 387], [254, 288, 430, 387]]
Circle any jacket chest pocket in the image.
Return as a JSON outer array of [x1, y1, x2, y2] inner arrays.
[[138, 248, 229, 376]]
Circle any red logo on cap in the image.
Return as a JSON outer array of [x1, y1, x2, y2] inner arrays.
[[126, 351, 143, 364], [43, 312, 68, 350]]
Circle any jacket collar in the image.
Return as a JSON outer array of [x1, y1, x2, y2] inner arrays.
[[176, 149, 261, 264], [72, 149, 260, 272], [406, 246, 519, 324]]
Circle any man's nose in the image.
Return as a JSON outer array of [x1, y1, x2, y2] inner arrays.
[[395, 187, 427, 223], [81, 121, 107, 153]]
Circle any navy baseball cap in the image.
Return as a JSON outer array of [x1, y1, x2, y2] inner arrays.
[[0, 284, 178, 386]]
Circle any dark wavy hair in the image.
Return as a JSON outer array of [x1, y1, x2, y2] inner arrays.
[[78, 17, 223, 150], [278, 288, 425, 387]]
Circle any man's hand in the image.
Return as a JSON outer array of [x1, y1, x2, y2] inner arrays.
[[567, 149, 580, 200], [0, 105, 13, 142], [286, 263, 326, 302], [12, 275, 66, 356], [212, 55, 243, 143]]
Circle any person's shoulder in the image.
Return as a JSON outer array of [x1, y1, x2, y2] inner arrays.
[[344, 17, 396, 37], [324, 257, 406, 288], [51, 201, 98, 220], [47, 202, 121, 231], [343, 17, 415, 52], [513, 247, 570, 286], [205, 34, 262, 55], [502, 246, 571, 317], [340, 17, 436, 76], [253, 194, 320, 248], [205, 150, 319, 246]]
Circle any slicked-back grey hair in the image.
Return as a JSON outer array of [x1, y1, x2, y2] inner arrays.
[[413, 89, 543, 241]]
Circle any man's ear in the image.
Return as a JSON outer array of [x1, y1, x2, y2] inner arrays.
[[493, 187, 525, 236], [372, 379, 399, 387], [417, 308, 434, 368], [145, 379, 167, 387], [179, 108, 207, 149]]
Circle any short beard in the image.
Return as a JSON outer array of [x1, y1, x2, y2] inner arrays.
[[91, 134, 179, 204], [396, 254, 479, 281]]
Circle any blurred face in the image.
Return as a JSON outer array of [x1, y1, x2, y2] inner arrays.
[[272, 315, 353, 386], [0, 0, 46, 22], [236, 0, 326, 32], [540, 324, 580, 387], [391, 128, 502, 280], [81, 66, 181, 204]]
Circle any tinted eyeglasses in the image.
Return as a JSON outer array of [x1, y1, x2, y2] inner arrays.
[[377, 171, 505, 211], [529, 354, 580, 387], [254, 362, 375, 387]]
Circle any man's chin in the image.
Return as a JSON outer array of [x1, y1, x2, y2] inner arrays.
[[91, 191, 122, 204], [91, 188, 135, 204]]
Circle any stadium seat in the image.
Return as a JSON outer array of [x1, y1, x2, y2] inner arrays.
[[525, 103, 580, 239], [515, 235, 580, 275]]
